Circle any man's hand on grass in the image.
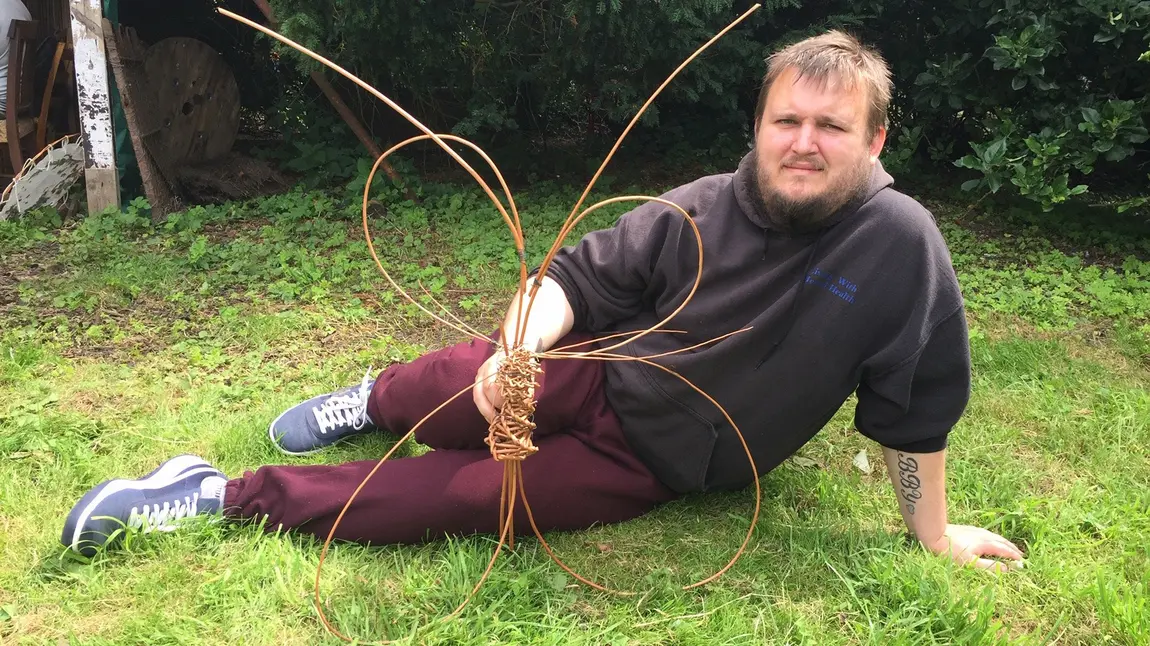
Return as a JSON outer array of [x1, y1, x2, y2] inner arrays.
[[880, 448, 1025, 573], [923, 524, 1025, 573]]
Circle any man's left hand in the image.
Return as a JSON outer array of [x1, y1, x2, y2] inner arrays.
[[923, 524, 1025, 572]]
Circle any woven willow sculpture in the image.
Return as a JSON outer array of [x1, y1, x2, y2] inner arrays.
[[220, 6, 763, 642]]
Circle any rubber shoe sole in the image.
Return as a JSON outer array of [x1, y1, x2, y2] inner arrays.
[[62, 455, 222, 556]]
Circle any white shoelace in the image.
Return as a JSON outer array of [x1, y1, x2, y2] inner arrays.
[[312, 367, 374, 434], [128, 494, 202, 533]]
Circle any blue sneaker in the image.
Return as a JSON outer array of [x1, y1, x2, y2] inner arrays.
[[268, 368, 378, 455], [62, 454, 227, 557]]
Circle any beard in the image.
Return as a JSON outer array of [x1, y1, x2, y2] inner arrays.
[[748, 147, 872, 233]]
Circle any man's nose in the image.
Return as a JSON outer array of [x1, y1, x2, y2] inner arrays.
[[791, 122, 817, 154]]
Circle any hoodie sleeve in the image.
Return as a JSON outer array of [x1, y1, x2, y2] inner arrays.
[[542, 189, 691, 332], [853, 307, 972, 453]]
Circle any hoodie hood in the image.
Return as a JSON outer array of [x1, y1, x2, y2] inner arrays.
[[732, 150, 894, 234]]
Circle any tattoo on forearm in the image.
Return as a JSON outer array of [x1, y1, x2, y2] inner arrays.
[[896, 453, 921, 515]]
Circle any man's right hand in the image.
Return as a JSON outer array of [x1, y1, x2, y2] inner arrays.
[[472, 350, 506, 424], [473, 344, 541, 424]]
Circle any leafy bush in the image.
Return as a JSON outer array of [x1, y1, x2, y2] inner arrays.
[[258, 0, 1148, 212], [859, 0, 1149, 211], [265, 0, 786, 148]]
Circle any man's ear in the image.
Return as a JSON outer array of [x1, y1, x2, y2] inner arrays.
[[868, 125, 888, 163]]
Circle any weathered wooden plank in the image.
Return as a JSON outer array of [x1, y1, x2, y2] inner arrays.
[[103, 20, 182, 220], [69, 0, 119, 214]]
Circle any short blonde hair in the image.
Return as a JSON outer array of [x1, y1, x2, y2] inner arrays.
[[754, 30, 892, 139]]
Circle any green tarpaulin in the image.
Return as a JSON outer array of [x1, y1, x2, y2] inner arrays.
[[104, 0, 142, 207]]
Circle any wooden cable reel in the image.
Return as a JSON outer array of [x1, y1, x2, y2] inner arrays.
[[143, 37, 240, 165], [219, 5, 764, 643]]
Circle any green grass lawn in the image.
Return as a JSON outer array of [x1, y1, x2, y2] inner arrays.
[[0, 182, 1147, 645]]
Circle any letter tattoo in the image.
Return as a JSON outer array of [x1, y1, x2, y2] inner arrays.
[[896, 452, 921, 515]]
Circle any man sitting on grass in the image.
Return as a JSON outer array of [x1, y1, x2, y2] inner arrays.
[[62, 30, 1024, 572]]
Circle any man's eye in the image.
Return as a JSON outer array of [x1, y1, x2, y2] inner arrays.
[[822, 123, 843, 131], [777, 119, 797, 125]]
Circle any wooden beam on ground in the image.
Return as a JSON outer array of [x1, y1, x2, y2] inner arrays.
[[249, 0, 410, 196], [69, 0, 119, 214], [102, 20, 183, 220]]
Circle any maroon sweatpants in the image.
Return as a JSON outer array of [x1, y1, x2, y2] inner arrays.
[[222, 333, 677, 544]]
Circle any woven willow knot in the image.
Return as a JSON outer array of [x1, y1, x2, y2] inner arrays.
[[485, 346, 541, 463]]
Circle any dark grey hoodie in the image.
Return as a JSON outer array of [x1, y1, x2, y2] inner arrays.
[[545, 152, 971, 493]]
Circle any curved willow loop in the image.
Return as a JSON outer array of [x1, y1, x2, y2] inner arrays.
[[215, 10, 523, 246], [360, 132, 531, 345], [517, 4, 763, 347], [216, 9, 536, 344], [538, 195, 705, 357], [525, 349, 760, 593], [311, 378, 480, 644]]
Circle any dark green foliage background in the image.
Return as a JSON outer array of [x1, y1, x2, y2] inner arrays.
[[260, 0, 1148, 212]]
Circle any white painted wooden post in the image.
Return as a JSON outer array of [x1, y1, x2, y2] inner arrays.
[[69, 0, 119, 214]]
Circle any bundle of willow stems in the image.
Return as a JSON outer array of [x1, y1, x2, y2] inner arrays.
[[220, 6, 764, 643]]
